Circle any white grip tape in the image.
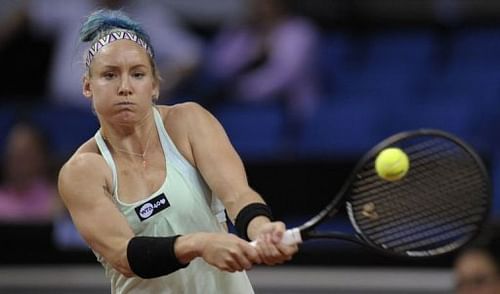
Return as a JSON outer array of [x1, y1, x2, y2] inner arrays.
[[249, 228, 302, 247], [281, 228, 302, 245]]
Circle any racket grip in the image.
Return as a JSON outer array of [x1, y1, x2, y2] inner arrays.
[[281, 228, 303, 245], [249, 228, 302, 247]]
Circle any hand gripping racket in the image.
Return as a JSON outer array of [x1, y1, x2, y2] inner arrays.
[[266, 129, 491, 257]]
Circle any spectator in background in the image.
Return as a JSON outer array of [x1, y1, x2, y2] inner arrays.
[[27, 0, 203, 108], [454, 222, 500, 294], [0, 121, 60, 223], [0, 0, 55, 101], [202, 0, 321, 124], [0, 0, 26, 46], [160, 0, 245, 30]]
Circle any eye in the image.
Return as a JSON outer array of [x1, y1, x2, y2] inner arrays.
[[132, 72, 146, 79], [103, 72, 116, 80]]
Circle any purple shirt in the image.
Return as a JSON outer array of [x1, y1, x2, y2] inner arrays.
[[209, 16, 321, 118], [0, 179, 56, 222]]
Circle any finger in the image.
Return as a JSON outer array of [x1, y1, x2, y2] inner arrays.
[[271, 229, 283, 244], [220, 260, 237, 272], [259, 242, 295, 265], [277, 242, 299, 254], [275, 221, 286, 232], [232, 248, 253, 270], [264, 233, 272, 245], [232, 243, 256, 270], [236, 255, 253, 270], [254, 240, 273, 265], [242, 243, 262, 264], [259, 243, 282, 265], [270, 222, 286, 244], [275, 244, 298, 261], [225, 256, 244, 272]]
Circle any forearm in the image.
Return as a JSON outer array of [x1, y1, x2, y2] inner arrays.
[[174, 233, 206, 264], [223, 187, 266, 223], [216, 186, 276, 241], [233, 201, 274, 241], [124, 232, 211, 278], [126, 235, 189, 279]]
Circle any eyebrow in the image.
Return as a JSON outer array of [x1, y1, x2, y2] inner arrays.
[[100, 64, 149, 70]]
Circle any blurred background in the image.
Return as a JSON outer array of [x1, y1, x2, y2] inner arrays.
[[1, 0, 500, 293]]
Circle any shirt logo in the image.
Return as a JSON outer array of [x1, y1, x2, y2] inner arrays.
[[135, 194, 170, 221]]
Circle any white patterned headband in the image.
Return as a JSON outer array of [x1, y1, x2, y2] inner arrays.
[[85, 30, 154, 68]]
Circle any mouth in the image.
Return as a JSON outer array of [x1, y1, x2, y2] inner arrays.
[[115, 101, 135, 106]]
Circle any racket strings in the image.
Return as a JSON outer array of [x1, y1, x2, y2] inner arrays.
[[371, 164, 485, 247], [352, 139, 482, 214], [348, 136, 488, 255], [352, 138, 447, 187], [359, 188, 485, 239], [355, 197, 483, 249], [393, 226, 477, 256], [353, 149, 481, 226], [351, 171, 483, 216], [373, 209, 484, 246], [394, 224, 479, 255], [352, 139, 461, 196]]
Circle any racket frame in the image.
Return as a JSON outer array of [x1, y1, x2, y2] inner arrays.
[[293, 129, 492, 257]]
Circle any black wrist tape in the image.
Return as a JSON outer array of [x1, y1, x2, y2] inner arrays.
[[127, 235, 188, 279], [235, 203, 274, 241]]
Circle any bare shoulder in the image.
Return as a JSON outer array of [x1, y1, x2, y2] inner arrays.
[[60, 152, 108, 179], [60, 139, 106, 175], [157, 102, 212, 125], [156, 103, 219, 136], [155, 103, 221, 165], [58, 139, 112, 200]]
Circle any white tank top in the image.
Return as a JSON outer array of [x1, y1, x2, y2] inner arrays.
[[94, 107, 254, 294]]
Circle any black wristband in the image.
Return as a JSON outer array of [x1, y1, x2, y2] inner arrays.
[[234, 203, 274, 241], [127, 235, 188, 279]]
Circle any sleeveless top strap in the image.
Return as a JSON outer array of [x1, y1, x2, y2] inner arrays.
[[94, 131, 119, 195], [152, 107, 226, 222]]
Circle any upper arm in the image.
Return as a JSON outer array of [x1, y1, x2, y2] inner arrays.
[[58, 153, 134, 276], [171, 103, 265, 221]]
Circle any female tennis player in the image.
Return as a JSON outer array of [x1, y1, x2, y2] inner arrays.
[[57, 9, 297, 293]]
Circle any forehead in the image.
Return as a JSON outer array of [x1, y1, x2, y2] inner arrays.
[[91, 40, 151, 68]]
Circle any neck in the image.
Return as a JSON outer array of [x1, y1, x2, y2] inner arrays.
[[101, 109, 154, 145], [104, 125, 154, 151], [99, 108, 158, 169], [101, 113, 156, 160], [103, 125, 156, 169]]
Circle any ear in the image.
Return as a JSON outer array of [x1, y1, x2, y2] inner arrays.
[[82, 76, 92, 99]]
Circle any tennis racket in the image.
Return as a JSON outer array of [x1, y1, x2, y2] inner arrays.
[[260, 129, 491, 257]]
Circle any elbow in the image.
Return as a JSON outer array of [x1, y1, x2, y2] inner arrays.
[[110, 251, 136, 278], [116, 266, 135, 278], [120, 270, 135, 278], [85, 238, 137, 278]]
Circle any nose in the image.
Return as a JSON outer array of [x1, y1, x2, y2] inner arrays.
[[118, 75, 132, 96]]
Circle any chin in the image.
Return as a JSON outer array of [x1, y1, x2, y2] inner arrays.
[[115, 110, 139, 124]]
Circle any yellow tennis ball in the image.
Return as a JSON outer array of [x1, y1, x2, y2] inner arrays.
[[375, 148, 410, 181]]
